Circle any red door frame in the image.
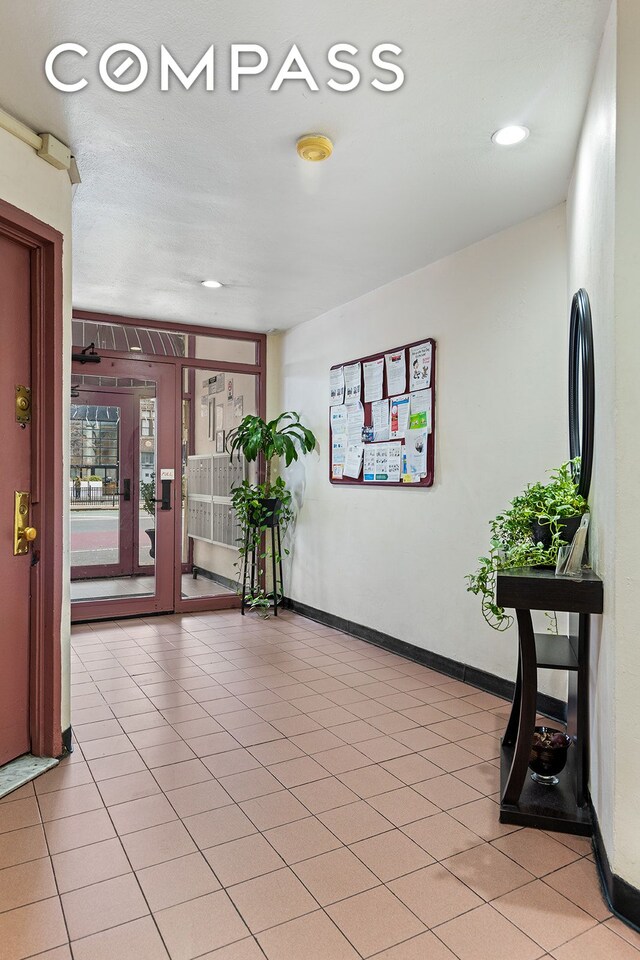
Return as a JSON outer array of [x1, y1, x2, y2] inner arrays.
[[70, 355, 177, 623], [0, 199, 63, 759], [70, 314, 267, 619]]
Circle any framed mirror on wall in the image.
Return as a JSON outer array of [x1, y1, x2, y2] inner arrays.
[[568, 288, 595, 500]]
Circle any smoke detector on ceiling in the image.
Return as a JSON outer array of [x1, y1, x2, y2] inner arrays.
[[296, 134, 333, 162]]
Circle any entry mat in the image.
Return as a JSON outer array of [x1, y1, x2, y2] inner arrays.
[[0, 753, 59, 800]]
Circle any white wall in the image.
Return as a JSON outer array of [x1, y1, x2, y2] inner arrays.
[[281, 205, 568, 696], [566, 0, 617, 877], [568, 0, 640, 893], [611, 0, 640, 890], [0, 127, 73, 734]]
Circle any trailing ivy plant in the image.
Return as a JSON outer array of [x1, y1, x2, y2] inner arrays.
[[466, 460, 589, 632], [227, 412, 317, 616], [230, 477, 294, 614]]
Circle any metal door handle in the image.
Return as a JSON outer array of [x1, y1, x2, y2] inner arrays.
[[115, 479, 131, 501], [152, 480, 172, 511]]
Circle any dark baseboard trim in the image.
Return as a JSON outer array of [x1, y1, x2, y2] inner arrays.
[[192, 566, 237, 593], [284, 597, 567, 723], [61, 726, 73, 756], [590, 798, 640, 931]]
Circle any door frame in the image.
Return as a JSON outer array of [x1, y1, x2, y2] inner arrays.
[[70, 317, 267, 620], [70, 355, 177, 622], [0, 199, 63, 759]]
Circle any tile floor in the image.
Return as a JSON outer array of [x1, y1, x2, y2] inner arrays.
[[1, 609, 638, 960]]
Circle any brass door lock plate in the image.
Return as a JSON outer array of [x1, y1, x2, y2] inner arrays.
[[14, 491, 37, 555], [15, 385, 31, 424]]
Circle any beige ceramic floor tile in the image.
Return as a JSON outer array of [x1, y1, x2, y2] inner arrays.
[[292, 847, 380, 905], [239, 790, 310, 829], [371, 931, 458, 959], [264, 816, 342, 863], [443, 841, 534, 900], [155, 890, 249, 960], [403, 811, 483, 861], [51, 838, 130, 893], [390, 862, 483, 927], [203, 833, 285, 886], [492, 830, 581, 878], [551, 923, 640, 960], [0, 857, 57, 911], [70, 916, 169, 960], [136, 851, 221, 911], [61, 873, 148, 940], [0, 896, 68, 959], [227, 867, 318, 933], [492, 879, 598, 951], [435, 903, 545, 960], [257, 909, 360, 960], [326, 885, 426, 958], [542, 856, 612, 920]]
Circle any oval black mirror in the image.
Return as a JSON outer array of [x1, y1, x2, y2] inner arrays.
[[568, 288, 594, 500]]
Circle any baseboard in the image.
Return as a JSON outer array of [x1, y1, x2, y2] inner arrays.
[[192, 566, 237, 593], [285, 597, 567, 723], [590, 798, 640, 931], [61, 726, 73, 756]]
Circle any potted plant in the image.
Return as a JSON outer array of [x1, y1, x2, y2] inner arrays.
[[466, 460, 589, 631], [139, 473, 157, 559], [226, 412, 317, 614]]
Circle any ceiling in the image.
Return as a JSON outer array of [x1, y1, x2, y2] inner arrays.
[[0, 0, 610, 332]]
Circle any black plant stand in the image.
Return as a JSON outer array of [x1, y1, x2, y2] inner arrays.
[[496, 567, 603, 836], [240, 522, 284, 616]]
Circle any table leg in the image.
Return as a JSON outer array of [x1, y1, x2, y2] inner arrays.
[[502, 608, 537, 806], [503, 649, 521, 747]]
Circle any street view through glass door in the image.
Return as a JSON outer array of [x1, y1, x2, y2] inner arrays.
[[70, 356, 176, 619]]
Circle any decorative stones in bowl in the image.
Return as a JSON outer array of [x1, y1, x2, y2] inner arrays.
[[529, 726, 572, 785]]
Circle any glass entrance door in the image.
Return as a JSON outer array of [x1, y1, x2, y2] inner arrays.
[[70, 356, 176, 620]]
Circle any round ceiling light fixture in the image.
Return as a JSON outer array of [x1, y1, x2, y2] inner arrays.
[[201, 279, 223, 289], [296, 134, 333, 162], [491, 125, 530, 146]]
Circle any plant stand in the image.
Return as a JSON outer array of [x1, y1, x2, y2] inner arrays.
[[496, 567, 603, 836], [240, 521, 284, 616]]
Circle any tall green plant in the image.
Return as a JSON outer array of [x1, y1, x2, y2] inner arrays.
[[466, 460, 588, 631], [226, 412, 316, 491]]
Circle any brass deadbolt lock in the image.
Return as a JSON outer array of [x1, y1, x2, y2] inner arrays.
[[15, 385, 31, 424]]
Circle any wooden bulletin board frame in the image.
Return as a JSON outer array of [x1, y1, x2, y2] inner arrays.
[[329, 337, 436, 487]]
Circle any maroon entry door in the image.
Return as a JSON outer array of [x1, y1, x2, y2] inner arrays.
[[0, 233, 32, 764], [70, 356, 176, 621]]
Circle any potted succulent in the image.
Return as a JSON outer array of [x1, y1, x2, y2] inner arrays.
[[226, 412, 317, 614], [466, 460, 589, 631], [139, 473, 157, 559]]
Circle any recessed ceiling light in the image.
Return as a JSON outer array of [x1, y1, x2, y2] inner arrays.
[[492, 125, 529, 146], [201, 279, 223, 289]]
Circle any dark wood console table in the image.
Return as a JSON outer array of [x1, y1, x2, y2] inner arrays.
[[496, 567, 603, 836]]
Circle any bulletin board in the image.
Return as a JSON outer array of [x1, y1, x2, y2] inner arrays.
[[329, 338, 436, 487]]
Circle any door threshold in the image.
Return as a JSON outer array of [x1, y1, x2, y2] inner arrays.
[[0, 753, 59, 800]]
